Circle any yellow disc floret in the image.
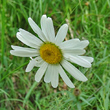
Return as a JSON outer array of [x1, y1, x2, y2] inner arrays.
[[40, 43, 62, 64]]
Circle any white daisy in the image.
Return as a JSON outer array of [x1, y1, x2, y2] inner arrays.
[[10, 15, 93, 88]]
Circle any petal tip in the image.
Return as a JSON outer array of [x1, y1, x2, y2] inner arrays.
[[11, 45, 14, 49], [87, 40, 89, 44], [64, 24, 68, 28], [28, 17, 32, 20], [19, 28, 22, 32], [28, 17, 33, 23], [25, 69, 29, 72], [10, 50, 13, 54], [35, 78, 40, 82], [91, 57, 94, 62], [47, 17, 51, 20], [16, 32, 20, 36], [86, 40, 89, 45], [42, 14, 47, 18], [52, 85, 58, 88], [71, 85, 75, 88], [82, 77, 88, 82]]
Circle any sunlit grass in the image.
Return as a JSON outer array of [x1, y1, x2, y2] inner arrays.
[[0, 0, 110, 110]]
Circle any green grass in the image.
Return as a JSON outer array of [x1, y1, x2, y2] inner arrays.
[[0, 0, 110, 109]]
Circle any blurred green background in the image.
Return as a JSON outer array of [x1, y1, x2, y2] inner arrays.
[[0, 0, 110, 110]]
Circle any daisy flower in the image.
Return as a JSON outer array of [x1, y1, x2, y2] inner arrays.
[[10, 15, 93, 88]]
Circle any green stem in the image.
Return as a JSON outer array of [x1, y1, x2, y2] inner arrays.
[[23, 81, 40, 107], [1, 0, 6, 66], [0, 62, 28, 82]]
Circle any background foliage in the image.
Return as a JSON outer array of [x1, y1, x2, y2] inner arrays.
[[0, 0, 110, 110]]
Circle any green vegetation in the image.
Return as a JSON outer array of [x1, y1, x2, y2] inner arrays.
[[0, 0, 110, 109]]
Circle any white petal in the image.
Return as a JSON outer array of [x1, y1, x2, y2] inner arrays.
[[28, 17, 47, 41], [10, 48, 38, 57], [79, 56, 94, 63], [34, 56, 45, 67], [61, 59, 88, 82], [64, 55, 91, 68], [35, 62, 48, 82], [63, 49, 86, 56], [55, 24, 68, 45], [16, 32, 39, 48], [58, 65, 75, 88], [45, 17, 55, 42], [41, 15, 49, 40], [11, 45, 38, 51], [59, 39, 80, 49], [51, 65, 59, 88], [59, 39, 89, 49], [41, 16, 55, 42], [72, 40, 89, 49], [19, 28, 43, 46], [25, 59, 37, 72], [44, 64, 52, 83], [32, 57, 44, 67]]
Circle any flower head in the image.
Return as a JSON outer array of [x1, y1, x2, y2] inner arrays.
[[10, 15, 93, 88]]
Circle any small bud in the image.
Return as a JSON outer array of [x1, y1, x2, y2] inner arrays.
[[63, 82, 67, 90], [85, 2, 90, 6], [73, 88, 81, 96]]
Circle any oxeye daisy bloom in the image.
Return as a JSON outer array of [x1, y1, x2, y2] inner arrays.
[[10, 15, 93, 88]]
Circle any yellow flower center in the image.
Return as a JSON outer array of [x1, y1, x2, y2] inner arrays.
[[40, 43, 62, 64]]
